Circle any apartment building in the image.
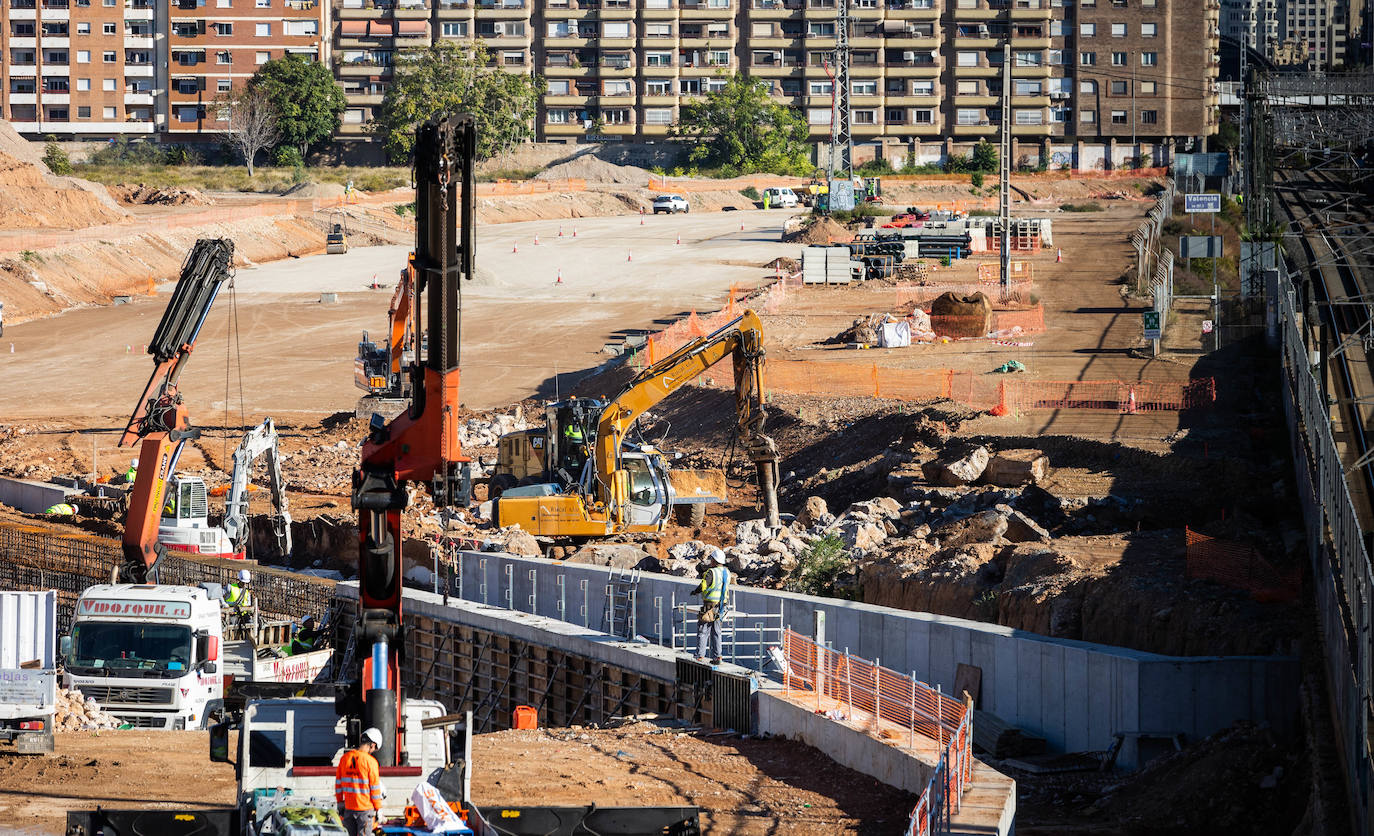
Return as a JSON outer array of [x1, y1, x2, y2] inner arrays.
[[329, 0, 1218, 160], [1, 0, 162, 136], [1220, 0, 1279, 55], [1282, 0, 1350, 68]]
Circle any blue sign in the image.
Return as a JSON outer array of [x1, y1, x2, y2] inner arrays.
[[1184, 193, 1221, 213]]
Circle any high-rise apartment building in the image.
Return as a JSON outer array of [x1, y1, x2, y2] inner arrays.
[[1220, 0, 1279, 56], [1282, 0, 1350, 68], [331, 0, 1218, 161]]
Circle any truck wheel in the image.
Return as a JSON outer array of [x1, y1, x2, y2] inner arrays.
[[674, 503, 706, 527], [490, 474, 518, 499]]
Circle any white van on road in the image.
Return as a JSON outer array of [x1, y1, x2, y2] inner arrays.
[[761, 187, 800, 208]]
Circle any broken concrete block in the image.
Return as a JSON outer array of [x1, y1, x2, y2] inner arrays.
[[736, 519, 771, 547], [995, 504, 1052, 543], [838, 520, 888, 552], [983, 449, 1049, 487], [923, 446, 990, 487], [503, 528, 542, 557], [938, 510, 1007, 549]]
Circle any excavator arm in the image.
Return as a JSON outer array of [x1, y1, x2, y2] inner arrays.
[[221, 416, 292, 558], [594, 309, 780, 530], [118, 238, 235, 584], [350, 114, 474, 766]]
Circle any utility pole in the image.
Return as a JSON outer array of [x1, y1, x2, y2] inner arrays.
[[829, 0, 854, 184], [999, 41, 1011, 289]]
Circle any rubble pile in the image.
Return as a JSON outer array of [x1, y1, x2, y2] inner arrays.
[[280, 441, 360, 495], [458, 411, 528, 450], [54, 685, 123, 731], [110, 183, 213, 206]]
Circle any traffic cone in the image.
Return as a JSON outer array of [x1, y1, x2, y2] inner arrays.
[[627, 250, 632, 262], [555, 269, 564, 285], [675, 234, 681, 245], [573, 227, 578, 237], [512, 242, 519, 253], [1056, 247, 1063, 263], [741, 221, 745, 231], [558, 226, 564, 237], [640, 216, 645, 225], [534, 234, 540, 245]]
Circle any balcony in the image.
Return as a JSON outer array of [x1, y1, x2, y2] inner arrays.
[[394, 1, 430, 15], [7, 92, 37, 104]]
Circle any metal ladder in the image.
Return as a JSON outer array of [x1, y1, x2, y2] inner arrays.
[[602, 567, 641, 640]]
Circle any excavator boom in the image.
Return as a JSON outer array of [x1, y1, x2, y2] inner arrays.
[[118, 238, 235, 583], [222, 416, 292, 557]]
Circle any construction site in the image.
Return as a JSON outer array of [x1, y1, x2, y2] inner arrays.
[[0, 74, 1369, 836]]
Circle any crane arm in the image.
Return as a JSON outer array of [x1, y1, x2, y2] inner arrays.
[[387, 265, 414, 381], [222, 417, 292, 557], [118, 238, 235, 584], [594, 309, 780, 528]]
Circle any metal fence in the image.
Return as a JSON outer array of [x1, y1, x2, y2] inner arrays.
[[776, 629, 973, 836], [1275, 267, 1374, 833]]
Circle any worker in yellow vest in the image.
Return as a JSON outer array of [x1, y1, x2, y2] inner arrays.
[[690, 547, 730, 665]]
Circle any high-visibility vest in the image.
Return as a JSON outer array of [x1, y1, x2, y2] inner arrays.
[[335, 748, 383, 811], [564, 423, 584, 443], [700, 566, 729, 605], [46, 503, 76, 515], [225, 583, 252, 610]]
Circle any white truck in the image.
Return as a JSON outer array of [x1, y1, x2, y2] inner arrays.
[[0, 590, 58, 754], [61, 584, 331, 730]]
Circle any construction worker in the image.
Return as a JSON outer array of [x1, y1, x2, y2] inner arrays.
[[289, 615, 320, 655], [335, 727, 385, 836], [690, 547, 730, 665], [225, 569, 253, 612], [562, 416, 587, 477], [123, 458, 138, 485], [763, 190, 771, 210], [45, 502, 77, 516]]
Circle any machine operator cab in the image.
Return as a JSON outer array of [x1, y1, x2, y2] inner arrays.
[[157, 474, 240, 559], [492, 397, 608, 494]]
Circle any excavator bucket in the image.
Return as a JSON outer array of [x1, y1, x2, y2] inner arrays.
[[668, 468, 728, 504]]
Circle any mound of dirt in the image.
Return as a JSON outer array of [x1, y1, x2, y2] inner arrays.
[[781, 216, 851, 245], [534, 153, 650, 185], [109, 183, 213, 206], [0, 119, 127, 230], [282, 181, 348, 200]]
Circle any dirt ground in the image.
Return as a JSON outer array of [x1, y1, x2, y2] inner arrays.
[[0, 724, 913, 836]]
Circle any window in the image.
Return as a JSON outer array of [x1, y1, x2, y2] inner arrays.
[[1140, 51, 1157, 65], [1014, 50, 1041, 66], [77, 50, 91, 63], [255, 51, 269, 64], [1050, 20, 1066, 36], [751, 22, 772, 37], [912, 108, 934, 124], [502, 51, 524, 65], [807, 21, 835, 36], [546, 80, 570, 95], [884, 108, 904, 123], [1110, 80, 1127, 95], [1051, 107, 1069, 123], [852, 79, 876, 96], [852, 109, 876, 124], [956, 108, 984, 125], [603, 108, 631, 124], [344, 108, 365, 124], [644, 108, 672, 125], [708, 50, 730, 66], [76, 78, 91, 91], [1140, 109, 1157, 123], [216, 51, 231, 64], [957, 80, 979, 95], [602, 22, 631, 38], [1111, 51, 1127, 65], [284, 20, 317, 36], [1111, 22, 1126, 36], [1080, 109, 1096, 123], [1079, 80, 1096, 93], [176, 106, 199, 122], [547, 109, 569, 124], [442, 22, 468, 37], [76, 22, 91, 34], [646, 51, 672, 66], [103, 106, 116, 119], [102, 78, 115, 91], [100, 22, 116, 35], [256, 0, 269, 5], [807, 109, 831, 125], [255, 23, 270, 37], [215, 22, 233, 35], [911, 80, 934, 96], [602, 79, 631, 95], [1110, 109, 1127, 123], [546, 22, 569, 37], [217, 0, 230, 6], [646, 79, 672, 95], [1048, 49, 1064, 65], [1141, 22, 1157, 37], [78, 106, 92, 118], [1080, 23, 1096, 36], [175, 77, 198, 93], [957, 51, 978, 67], [1140, 80, 1157, 95], [47, 108, 69, 120], [808, 80, 832, 95], [102, 51, 116, 62], [1080, 51, 1097, 65], [217, 78, 231, 92], [1014, 109, 1043, 124], [1014, 79, 1042, 95]]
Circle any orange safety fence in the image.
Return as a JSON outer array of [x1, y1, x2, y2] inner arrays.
[[976, 261, 1033, 283], [478, 178, 586, 196], [778, 630, 973, 836], [1185, 527, 1302, 602]]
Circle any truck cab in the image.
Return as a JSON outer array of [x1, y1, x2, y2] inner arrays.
[[158, 475, 240, 560]]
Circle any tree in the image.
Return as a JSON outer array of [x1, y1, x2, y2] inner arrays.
[[373, 41, 543, 163], [41, 141, 72, 175], [220, 86, 279, 176], [971, 140, 998, 173], [249, 55, 347, 160], [674, 74, 809, 175]]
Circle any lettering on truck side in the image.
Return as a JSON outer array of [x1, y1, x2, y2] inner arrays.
[[77, 600, 192, 619]]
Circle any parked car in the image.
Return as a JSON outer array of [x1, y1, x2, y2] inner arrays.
[[653, 194, 690, 214], [761, 187, 800, 209]]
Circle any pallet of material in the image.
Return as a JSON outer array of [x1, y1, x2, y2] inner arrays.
[[973, 709, 1048, 758]]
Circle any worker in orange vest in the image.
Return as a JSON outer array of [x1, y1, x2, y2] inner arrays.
[[335, 727, 385, 835]]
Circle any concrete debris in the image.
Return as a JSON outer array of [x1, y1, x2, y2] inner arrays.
[[984, 449, 1049, 486], [566, 543, 654, 570], [459, 411, 528, 449], [502, 526, 542, 557], [923, 446, 990, 486], [54, 685, 123, 732]]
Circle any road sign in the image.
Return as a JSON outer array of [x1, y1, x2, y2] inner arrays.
[[1142, 310, 1161, 341], [1180, 235, 1224, 259], [1184, 193, 1222, 213]]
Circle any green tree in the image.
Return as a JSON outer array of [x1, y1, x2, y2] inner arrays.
[[674, 74, 810, 174], [373, 41, 544, 163], [971, 140, 998, 172], [249, 55, 347, 160], [42, 141, 72, 175]]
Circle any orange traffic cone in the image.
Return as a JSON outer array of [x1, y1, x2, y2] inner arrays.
[[675, 234, 681, 245], [640, 216, 645, 226], [1056, 248, 1063, 263], [512, 242, 518, 253], [627, 250, 633, 262], [573, 227, 578, 237], [558, 226, 564, 237], [555, 269, 564, 285], [534, 234, 540, 245]]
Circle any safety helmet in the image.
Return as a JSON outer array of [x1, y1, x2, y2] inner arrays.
[[362, 727, 384, 747], [130, 458, 139, 467], [709, 547, 727, 565], [237, 569, 252, 584]]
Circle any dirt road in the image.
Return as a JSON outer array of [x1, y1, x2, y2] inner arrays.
[[0, 210, 793, 417]]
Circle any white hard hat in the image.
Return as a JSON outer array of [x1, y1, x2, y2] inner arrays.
[[237, 569, 251, 584], [130, 458, 139, 467], [362, 727, 383, 747], [709, 547, 727, 565]]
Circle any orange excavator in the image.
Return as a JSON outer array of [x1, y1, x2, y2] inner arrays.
[[346, 114, 474, 764], [353, 263, 415, 416], [116, 238, 236, 584]]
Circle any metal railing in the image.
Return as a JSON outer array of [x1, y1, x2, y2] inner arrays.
[[778, 629, 972, 836], [1276, 264, 1374, 833], [670, 591, 784, 671]]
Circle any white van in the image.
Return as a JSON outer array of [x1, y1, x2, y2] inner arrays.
[[761, 187, 799, 208]]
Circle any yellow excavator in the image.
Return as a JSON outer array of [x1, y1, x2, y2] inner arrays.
[[492, 310, 780, 538]]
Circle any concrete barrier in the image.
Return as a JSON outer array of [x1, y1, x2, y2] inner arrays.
[[452, 551, 1300, 769], [0, 477, 77, 514]]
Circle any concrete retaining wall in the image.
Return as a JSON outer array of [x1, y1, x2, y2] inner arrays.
[[451, 551, 1300, 769], [0, 477, 76, 514]]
